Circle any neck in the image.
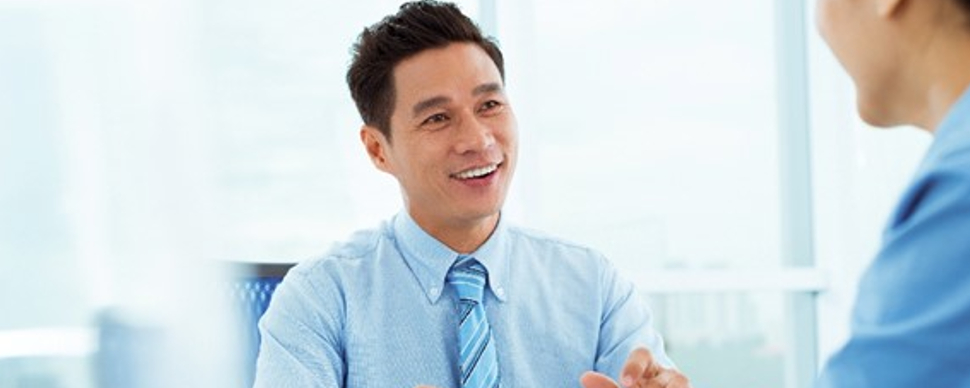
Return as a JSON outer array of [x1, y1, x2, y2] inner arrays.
[[921, 79, 970, 132], [900, 7, 970, 131], [918, 44, 970, 131], [410, 211, 500, 254]]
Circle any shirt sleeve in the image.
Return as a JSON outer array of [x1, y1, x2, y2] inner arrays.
[[253, 265, 346, 388], [817, 157, 970, 387], [593, 253, 675, 378]]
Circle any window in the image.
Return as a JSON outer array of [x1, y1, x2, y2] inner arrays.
[[496, 1, 819, 387], [1, 1, 934, 387], [499, 0, 782, 271]]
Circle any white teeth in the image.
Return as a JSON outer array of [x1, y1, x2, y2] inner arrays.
[[454, 164, 498, 180]]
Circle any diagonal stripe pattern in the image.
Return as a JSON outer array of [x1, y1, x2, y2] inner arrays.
[[446, 256, 501, 388]]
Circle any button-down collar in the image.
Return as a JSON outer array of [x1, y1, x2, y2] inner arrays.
[[392, 211, 510, 304]]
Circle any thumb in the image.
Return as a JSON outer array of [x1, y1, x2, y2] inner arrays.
[[580, 371, 621, 388]]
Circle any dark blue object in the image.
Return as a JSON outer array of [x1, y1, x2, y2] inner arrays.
[[228, 263, 293, 388]]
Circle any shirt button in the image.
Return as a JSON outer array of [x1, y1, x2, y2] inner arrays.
[[430, 287, 439, 296], [495, 287, 505, 297]]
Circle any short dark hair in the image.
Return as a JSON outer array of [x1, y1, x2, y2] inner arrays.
[[346, 0, 505, 140], [959, 0, 970, 13]]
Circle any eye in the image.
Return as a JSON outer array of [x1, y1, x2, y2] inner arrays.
[[421, 113, 449, 126], [478, 100, 503, 113]]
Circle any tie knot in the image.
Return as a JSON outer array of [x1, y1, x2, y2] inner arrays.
[[446, 256, 488, 302]]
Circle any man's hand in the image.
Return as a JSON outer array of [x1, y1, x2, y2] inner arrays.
[[580, 347, 692, 388]]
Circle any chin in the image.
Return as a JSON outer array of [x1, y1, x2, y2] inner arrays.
[[470, 207, 502, 220], [858, 108, 907, 129], [856, 95, 897, 129], [463, 203, 503, 222], [858, 110, 887, 128]]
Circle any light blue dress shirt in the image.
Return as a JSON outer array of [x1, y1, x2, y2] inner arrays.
[[817, 87, 970, 387], [254, 211, 672, 388]]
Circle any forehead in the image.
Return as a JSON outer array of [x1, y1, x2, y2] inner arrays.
[[391, 42, 503, 111]]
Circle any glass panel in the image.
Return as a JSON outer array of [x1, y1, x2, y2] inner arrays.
[[497, 1, 783, 271], [0, 357, 91, 388], [645, 291, 809, 388], [4, 0, 497, 386], [3, 1, 820, 387], [196, 0, 481, 262]]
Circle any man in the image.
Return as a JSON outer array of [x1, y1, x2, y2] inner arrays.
[[813, 0, 970, 386], [253, 2, 690, 387]]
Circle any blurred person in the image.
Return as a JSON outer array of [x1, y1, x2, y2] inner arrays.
[[813, 0, 970, 386], [624, 0, 970, 386], [252, 1, 690, 387]]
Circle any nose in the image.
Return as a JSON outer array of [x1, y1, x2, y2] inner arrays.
[[453, 115, 496, 155]]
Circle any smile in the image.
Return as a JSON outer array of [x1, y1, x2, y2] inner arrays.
[[451, 163, 500, 180]]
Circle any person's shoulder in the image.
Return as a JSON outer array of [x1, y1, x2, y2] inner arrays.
[[506, 223, 606, 260], [504, 224, 618, 288], [918, 129, 970, 190], [887, 128, 970, 231], [287, 220, 392, 279], [932, 119, 970, 169], [264, 223, 394, 329], [939, 141, 970, 173]]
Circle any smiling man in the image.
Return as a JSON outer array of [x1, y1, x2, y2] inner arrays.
[[253, 1, 688, 388]]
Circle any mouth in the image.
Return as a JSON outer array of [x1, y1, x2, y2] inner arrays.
[[450, 162, 501, 181]]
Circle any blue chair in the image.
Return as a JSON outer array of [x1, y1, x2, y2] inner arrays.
[[228, 262, 294, 388]]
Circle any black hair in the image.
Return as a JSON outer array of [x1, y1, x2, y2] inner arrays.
[[346, 1, 504, 140]]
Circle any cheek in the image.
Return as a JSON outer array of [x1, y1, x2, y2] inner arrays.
[[385, 144, 424, 183], [815, 0, 870, 86], [496, 115, 518, 147], [815, 0, 841, 54]]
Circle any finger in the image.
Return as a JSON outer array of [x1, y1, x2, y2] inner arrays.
[[641, 369, 692, 388], [580, 371, 621, 388], [641, 373, 668, 388], [621, 347, 660, 386], [664, 370, 691, 388]]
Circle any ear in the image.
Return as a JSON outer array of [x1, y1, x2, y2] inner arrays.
[[876, 0, 905, 18], [360, 125, 394, 174]]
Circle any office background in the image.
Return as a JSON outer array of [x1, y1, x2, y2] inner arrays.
[[0, 0, 932, 387]]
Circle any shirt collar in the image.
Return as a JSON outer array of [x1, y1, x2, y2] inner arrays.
[[392, 210, 510, 304], [932, 85, 970, 150], [909, 85, 970, 177]]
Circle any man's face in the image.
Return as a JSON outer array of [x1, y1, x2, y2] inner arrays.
[[816, 0, 905, 126], [362, 42, 517, 230]]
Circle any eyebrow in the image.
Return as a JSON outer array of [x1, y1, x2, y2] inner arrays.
[[412, 96, 450, 118], [410, 82, 504, 118], [472, 82, 503, 96]]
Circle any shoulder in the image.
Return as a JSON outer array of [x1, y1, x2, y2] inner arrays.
[[889, 131, 970, 229], [504, 224, 613, 275], [924, 116, 970, 178], [931, 123, 970, 172], [284, 221, 392, 289], [507, 224, 605, 257]]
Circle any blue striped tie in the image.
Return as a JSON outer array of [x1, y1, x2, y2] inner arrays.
[[446, 256, 501, 388]]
